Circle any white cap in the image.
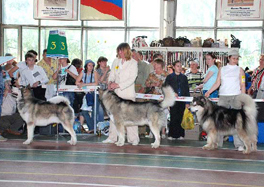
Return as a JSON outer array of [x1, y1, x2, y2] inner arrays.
[[189, 58, 199, 65], [228, 50, 240, 57]]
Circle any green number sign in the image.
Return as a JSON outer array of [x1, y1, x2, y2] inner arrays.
[[46, 30, 68, 58]]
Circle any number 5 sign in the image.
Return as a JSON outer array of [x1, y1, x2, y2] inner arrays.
[[46, 30, 68, 58]]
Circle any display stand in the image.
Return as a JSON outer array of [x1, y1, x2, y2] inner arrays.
[[46, 30, 70, 140], [134, 47, 239, 73]]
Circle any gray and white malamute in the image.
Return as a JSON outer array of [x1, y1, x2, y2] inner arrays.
[[99, 86, 175, 148], [191, 94, 258, 154], [17, 86, 77, 145]]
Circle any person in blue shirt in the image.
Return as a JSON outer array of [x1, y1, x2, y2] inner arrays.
[[195, 53, 219, 98]]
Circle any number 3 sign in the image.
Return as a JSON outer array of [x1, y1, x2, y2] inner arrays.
[[46, 30, 68, 58]]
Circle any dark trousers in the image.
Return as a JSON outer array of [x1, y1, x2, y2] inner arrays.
[[168, 102, 186, 138], [32, 86, 46, 101]]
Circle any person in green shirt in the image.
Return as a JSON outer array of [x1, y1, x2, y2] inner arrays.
[[135, 51, 150, 93]]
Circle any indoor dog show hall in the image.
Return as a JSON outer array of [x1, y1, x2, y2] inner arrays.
[[1, 0, 264, 187]]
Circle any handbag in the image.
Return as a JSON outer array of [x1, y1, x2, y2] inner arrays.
[[202, 38, 214, 47], [231, 34, 241, 48], [86, 92, 95, 106], [174, 36, 190, 47], [85, 71, 95, 106], [65, 65, 76, 85]]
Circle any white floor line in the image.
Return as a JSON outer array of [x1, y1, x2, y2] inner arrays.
[[0, 159, 264, 176], [0, 180, 137, 187], [0, 147, 264, 163]]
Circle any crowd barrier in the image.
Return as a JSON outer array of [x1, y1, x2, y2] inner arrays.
[[57, 85, 264, 102]]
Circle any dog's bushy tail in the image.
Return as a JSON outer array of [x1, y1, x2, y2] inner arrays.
[[237, 94, 258, 136], [48, 96, 71, 106], [160, 86, 175, 108]]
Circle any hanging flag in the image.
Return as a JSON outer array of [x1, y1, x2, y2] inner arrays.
[[80, 0, 123, 20]]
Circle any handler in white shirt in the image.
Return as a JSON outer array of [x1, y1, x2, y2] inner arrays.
[[20, 53, 48, 100]]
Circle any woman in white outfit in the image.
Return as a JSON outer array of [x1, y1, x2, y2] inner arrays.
[[205, 50, 246, 151], [102, 43, 140, 145]]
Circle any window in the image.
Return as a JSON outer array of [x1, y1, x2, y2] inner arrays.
[[84, 21, 124, 27], [218, 21, 263, 27], [217, 30, 262, 69], [2, 0, 38, 25], [176, 30, 214, 41], [41, 20, 82, 26], [3, 28, 18, 61], [176, 0, 216, 27], [84, 30, 125, 66], [127, 0, 160, 27], [22, 27, 39, 59], [128, 30, 159, 47]]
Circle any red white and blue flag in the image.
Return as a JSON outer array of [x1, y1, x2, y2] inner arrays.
[[80, 0, 123, 20]]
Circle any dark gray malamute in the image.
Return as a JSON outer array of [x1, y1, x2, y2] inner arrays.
[[191, 94, 258, 154], [99, 86, 175, 148], [17, 86, 77, 145]]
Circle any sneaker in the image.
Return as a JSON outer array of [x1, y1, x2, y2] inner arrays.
[[167, 137, 176, 140], [132, 141, 139, 146], [0, 135, 7, 142], [237, 146, 244, 152], [177, 137, 184, 140], [161, 134, 166, 139], [145, 133, 153, 138], [102, 139, 115, 144]]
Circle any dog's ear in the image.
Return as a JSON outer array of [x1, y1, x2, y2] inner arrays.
[[98, 88, 104, 96], [200, 96, 208, 105], [26, 84, 31, 90]]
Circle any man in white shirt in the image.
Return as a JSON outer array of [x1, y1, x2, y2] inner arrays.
[[8, 50, 38, 79], [20, 53, 48, 100]]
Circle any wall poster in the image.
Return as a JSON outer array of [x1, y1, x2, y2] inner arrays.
[[34, 0, 78, 20], [217, 0, 263, 20]]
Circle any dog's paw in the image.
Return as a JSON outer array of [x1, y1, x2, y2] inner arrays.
[[151, 143, 160, 148], [115, 142, 124, 146], [67, 140, 77, 145], [243, 150, 251, 154], [23, 140, 32, 145], [202, 144, 214, 150]]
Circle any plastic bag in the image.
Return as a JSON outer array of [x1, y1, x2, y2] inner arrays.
[[181, 108, 194, 130]]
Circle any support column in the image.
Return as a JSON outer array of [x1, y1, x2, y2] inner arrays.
[[165, 0, 176, 38]]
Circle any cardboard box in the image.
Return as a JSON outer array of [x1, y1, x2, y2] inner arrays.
[[185, 124, 201, 140]]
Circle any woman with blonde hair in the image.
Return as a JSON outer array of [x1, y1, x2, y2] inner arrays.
[[102, 42, 139, 145]]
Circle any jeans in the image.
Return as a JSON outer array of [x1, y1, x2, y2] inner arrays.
[[98, 100, 104, 122], [0, 71, 3, 117], [60, 92, 75, 107], [81, 110, 94, 131], [0, 87, 3, 117], [203, 90, 218, 98], [81, 95, 104, 131]]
